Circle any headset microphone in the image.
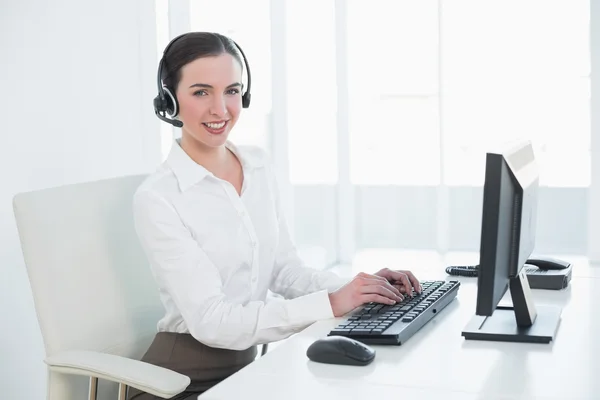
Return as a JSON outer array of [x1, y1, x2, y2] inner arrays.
[[155, 111, 183, 128], [153, 33, 252, 128]]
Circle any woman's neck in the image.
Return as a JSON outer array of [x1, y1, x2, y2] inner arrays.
[[180, 134, 230, 176]]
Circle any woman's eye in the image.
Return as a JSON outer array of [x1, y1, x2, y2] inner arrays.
[[227, 88, 240, 95], [193, 90, 207, 96]]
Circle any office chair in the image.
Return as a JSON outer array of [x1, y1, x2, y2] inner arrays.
[[13, 175, 190, 400]]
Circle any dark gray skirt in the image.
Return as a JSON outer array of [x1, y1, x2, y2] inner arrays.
[[127, 332, 257, 400]]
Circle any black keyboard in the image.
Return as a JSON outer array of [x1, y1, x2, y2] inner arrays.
[[327, 280, 460, 345]]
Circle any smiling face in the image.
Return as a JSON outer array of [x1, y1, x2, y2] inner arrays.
[[175, 53, 243, 149]]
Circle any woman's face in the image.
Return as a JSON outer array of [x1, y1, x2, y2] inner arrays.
[[175, 53, 243, 149]]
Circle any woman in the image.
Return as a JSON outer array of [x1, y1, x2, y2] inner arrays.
[[130, 32, 421, 399]]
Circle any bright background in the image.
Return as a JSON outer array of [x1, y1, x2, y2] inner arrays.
[[1, 0, 599, 398], [163, 0, 596, 267]]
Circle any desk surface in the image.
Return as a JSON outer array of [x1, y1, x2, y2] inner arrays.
[[200, 259, 600, 400]]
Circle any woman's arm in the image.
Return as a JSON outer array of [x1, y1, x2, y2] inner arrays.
[[133, 189, 335, 351], [269, 205, 349, 299], [266, 165, 349, 299]]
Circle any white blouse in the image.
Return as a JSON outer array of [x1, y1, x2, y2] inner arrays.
[[133, 139, 348, 350]]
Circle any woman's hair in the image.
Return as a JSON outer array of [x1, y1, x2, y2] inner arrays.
[[161, 32, 243, 92]]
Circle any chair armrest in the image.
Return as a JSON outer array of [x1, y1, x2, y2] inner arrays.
[[45, 350, 190, 399]]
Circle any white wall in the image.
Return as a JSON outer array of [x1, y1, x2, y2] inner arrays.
[[0, 0, 160, 398]]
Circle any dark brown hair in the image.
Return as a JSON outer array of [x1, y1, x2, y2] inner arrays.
[[161, 32, 243, 92]]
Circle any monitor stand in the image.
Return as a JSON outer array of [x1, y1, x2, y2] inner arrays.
[[462, 269, 562, 343]]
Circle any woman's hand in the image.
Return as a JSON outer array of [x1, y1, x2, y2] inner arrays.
[[328, 272, 405, 317], [374, 267, 421, 296]]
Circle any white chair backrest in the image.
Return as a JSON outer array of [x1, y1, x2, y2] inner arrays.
[[13, 174, 163, 399]]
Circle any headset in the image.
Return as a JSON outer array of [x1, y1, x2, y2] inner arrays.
[[153, 33, 252, 128]]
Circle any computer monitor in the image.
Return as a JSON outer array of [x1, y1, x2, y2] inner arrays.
[[461, 140, 562, 344]]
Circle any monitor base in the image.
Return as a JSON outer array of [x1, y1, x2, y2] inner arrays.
[[461, 305, 562, 344]]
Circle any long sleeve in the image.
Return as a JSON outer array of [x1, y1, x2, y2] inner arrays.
[[269, 213, 349, 299], [267, 168, 349, 299], [133, 189, 335, 351]]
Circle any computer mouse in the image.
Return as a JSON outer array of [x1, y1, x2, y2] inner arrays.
[[526, 256, 571, 270], [306, 336, 375, 366]]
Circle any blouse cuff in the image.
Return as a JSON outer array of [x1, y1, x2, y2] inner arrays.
[[287, 289, 335, 324]]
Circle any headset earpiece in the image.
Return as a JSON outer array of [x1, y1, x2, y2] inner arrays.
[[242, 92, 251, 109], [153, 88, 176, 116], [162, 86, 178, 116]]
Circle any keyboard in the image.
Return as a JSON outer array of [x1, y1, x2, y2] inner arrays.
[[327, 280, 461, 345]]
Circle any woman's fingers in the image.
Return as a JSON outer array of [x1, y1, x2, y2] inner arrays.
[[363, 293, 397, 305], [359, 283, 403, 302], [358, 274, 402, 298]]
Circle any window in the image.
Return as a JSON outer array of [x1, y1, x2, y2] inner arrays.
[[346, 0, 591, 258], [164, 0, 593, 263], [347, 0, 441, 186], [286, 0, 339, 185], [442, 0, 591, 187]]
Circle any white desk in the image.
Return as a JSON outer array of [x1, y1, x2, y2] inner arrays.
[[200, 263, 600, 400], [335, 249, 600, 279]]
